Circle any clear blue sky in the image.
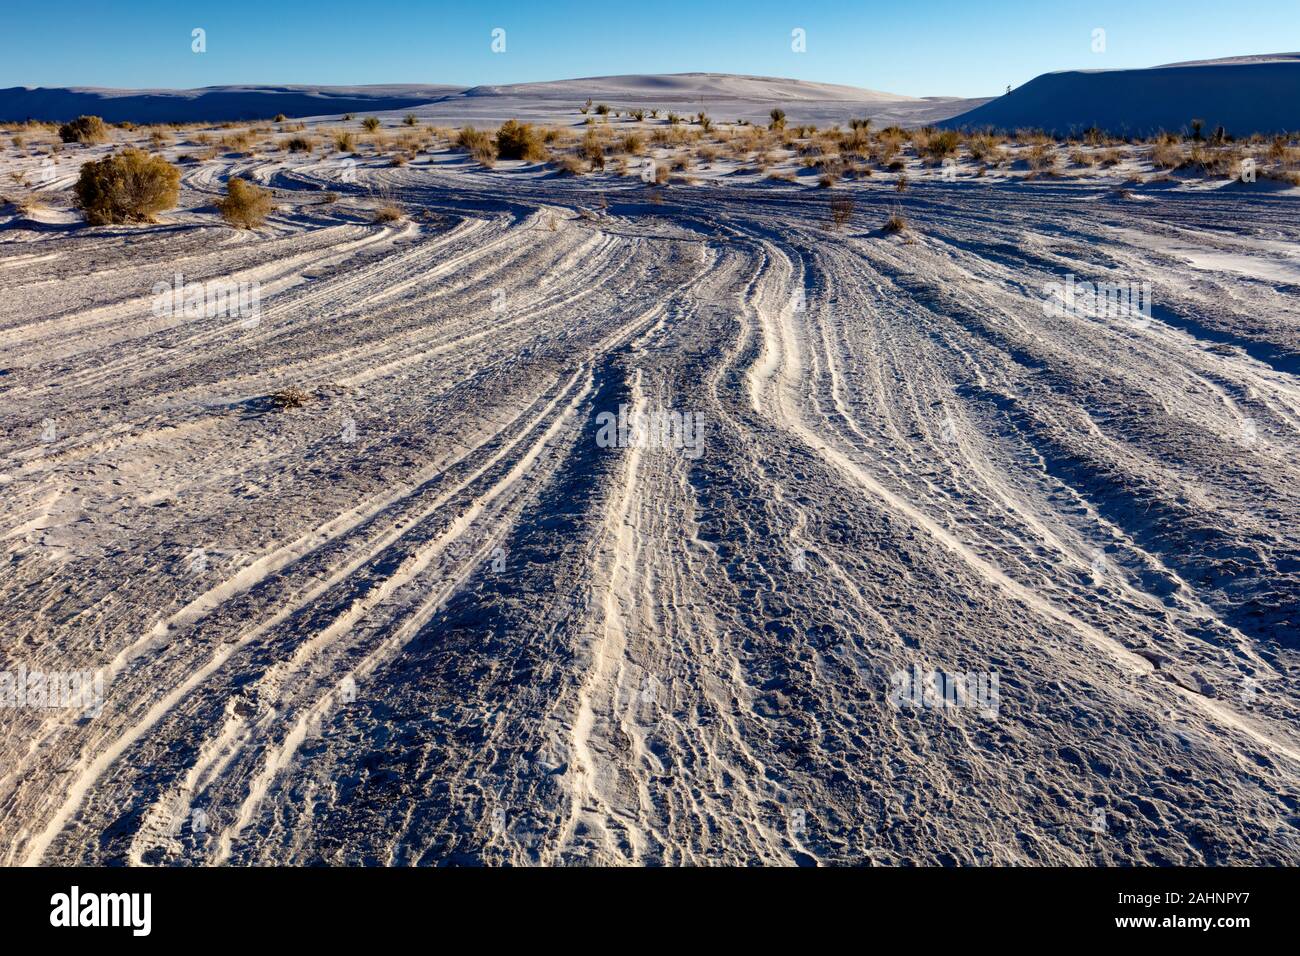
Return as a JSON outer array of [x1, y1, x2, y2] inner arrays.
[[4, 0, 1296, 97]]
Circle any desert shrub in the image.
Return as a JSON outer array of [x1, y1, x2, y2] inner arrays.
[[883, 212, 907, 233], [342, 113, 355, 121], [923, 130, 961, 162], [403, 114, 419, 126], [618, 132, 645, 155], [580, 129, 606, 168], [1097, 148, 1124, 167], [215, 177, 274, 229], [595, 104, 610, 116], [271, 386, 309, 409], [630, 109, 645, 122], [770, 108, 787, 130], [334, 131, 356, 152], [1026, 143, 1058, 172], [73, 147, 181, 224], [1151, 141, 1185, 170], [696, 113, 712, 131], [284, 136, 313, 153], [373, 203, 404, 223], [818, 172, 839, 188], [829, 194, 854, 228], [895, 171, 909, 192], [59, 115, 109, 144], [496, 120, 547, 160], [553, 155, 585, 176], [362, 117, 381, 132], [390, 153, 408, 166], [667, 112, 682, 125], [273, 113, 288, 123]]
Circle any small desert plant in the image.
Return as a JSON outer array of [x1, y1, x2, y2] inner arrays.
[[630, 109, 645, 122], [496, 120, 547, 160], [882, 212, 907, 234], [342, 113, 356, 121], [1026, 143, 1058, 172], [829, 194, 854, 228], [59, 115, 108, 144], [770, 108, 787, 130], [895, 171, 909, 192], [362, 117, 381, 132], [270, 386, 310, 409], [1151, 141, 1185, 170], [74, 147, 181, 224], [595, 104, 610, 116], [923, 130, 961, 162], [284, 136, 313, 153], [215, 177, 275, 229], [273, 113, 288, 123], [373, 203, 404, 223], [553, 154, 585, 176], [334, 131, 356, 152], [403, 114, 419, 127], [618, 132, 645, 155]]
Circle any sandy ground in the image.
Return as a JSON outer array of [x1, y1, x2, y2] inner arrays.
[[1, 127, 1299, 866]]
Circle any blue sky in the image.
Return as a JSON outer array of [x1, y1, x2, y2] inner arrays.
[[4, 0, 1296, 97]]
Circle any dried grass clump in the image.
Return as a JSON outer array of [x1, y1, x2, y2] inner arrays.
[[59, 115, 109, 144], [882, 212, 907, 234], [373, 203, 404, 223], [456, 126, 497, 166], [922, 129, 961, 162], [284, 136, 313, 153], [216, 177, 275, 229], [334, 131, 356, 152], [361, 117, 381, 132], [553, 154, 586, 176], [74, 148, 181, 224], [1026, 143, 1058, 172], [495, 120, 547, 161], [829, 194, 854, 229], [270, 387, 310, 409], [1150, 141, 1185, 170]]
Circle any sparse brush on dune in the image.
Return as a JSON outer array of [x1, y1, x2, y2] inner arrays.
[[74, 148, 180, 225], [216, 177, 275, 229], [829, 194, 854, 228], [334, 131, 356, 152], [373, 203, 404, 223], [284, 136, 313, 153], [361, 117, 381, 132]]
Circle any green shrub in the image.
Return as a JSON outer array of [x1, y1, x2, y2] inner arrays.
[[216, 177, 274, 229], [74, 148, 180, 224], [495, 120, 547, 160], [59, 115, 108, 144]]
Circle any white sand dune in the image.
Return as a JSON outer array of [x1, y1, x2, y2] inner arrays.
[[0, 74, 988, 128], [942, 53, 1300, 136]]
